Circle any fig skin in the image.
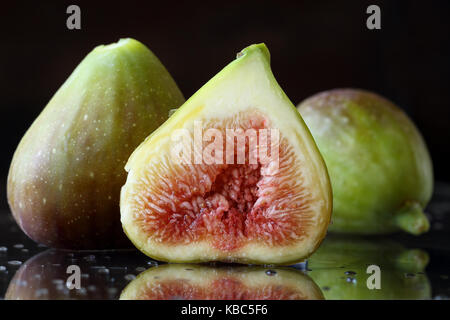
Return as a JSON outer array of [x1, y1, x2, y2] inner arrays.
[[7, 39, 185, 249], [308, 235, 431, 300], [120, 264, 324, 300], [298, 89, 433, 235]]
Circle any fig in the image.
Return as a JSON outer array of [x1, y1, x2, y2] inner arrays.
[[307, 235, 431, 299], [297, 89, 433, 235], [7, 38, 185, 249], [121, 44, 332, 264], [120, 264, 324, 300]]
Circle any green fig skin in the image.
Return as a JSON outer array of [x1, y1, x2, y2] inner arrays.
[[7, 39, 185, 249], [307, 235, 431, 300], [298, 89, 433, 235]]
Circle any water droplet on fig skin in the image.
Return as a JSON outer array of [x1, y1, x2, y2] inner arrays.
[[265, 270, 277, 276]]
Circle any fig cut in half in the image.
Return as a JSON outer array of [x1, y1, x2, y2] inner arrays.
[[120, 264, 324, 300], [120, 44, 332, 265]]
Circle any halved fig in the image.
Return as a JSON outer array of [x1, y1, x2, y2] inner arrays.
[[120, 44, 332, 264], [120, 264, 324, 300]]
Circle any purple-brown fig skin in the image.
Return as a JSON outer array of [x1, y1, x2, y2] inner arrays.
[[7, 39, 185, 249]]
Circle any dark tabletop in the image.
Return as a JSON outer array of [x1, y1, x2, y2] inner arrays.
[[1, 182, 449, 300]]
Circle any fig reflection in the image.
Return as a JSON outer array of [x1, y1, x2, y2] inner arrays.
[[307, 235, 431, 299], [120, 264, 324, 300], [5, 249, 145, 300]]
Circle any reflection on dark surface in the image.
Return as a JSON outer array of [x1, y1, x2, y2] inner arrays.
[[120, 264, 323, 300], [308, 235, 431, 299], [1, 182, 450, 300], [5, 249, 156, 300]]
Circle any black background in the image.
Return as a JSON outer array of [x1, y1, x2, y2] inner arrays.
[[1, 0, 449, 211]]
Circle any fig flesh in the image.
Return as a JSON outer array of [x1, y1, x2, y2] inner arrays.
[[121, 44, 332, 264], [298, 89, 433, 235], [7, 38, 185, 249], [120, 264, 324, 300]]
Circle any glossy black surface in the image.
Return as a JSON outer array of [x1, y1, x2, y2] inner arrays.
[[1, 182, 449, 300]]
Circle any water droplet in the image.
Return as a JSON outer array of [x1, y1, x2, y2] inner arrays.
[[291, 261, 308, 271], [97, 268, 110, 275], [147, 260, 158, 266], [136, 267, 146, 273], [52, 279, 64, 285], [8, 260, 22, 266], [13, 244, 24, 249], [77, 287, 87, 295], [124, 274, 136, 281], [84, 254, 96, 262], [0, 246, 8, 253], [265, 270, 277, 276], [322, 286, 330, 291], [346, 277, 357, 284], [35, 288, 49, 298], [345, 271, 356, 276], [21, 248, 29, 253], [90, 265, 107, 270]]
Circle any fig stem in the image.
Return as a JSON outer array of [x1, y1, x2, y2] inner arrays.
[[394, 201, 430, 235]]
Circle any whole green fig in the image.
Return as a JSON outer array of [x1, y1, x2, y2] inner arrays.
[[298, 89, 433, 235], [7, 38, 185, 249]]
